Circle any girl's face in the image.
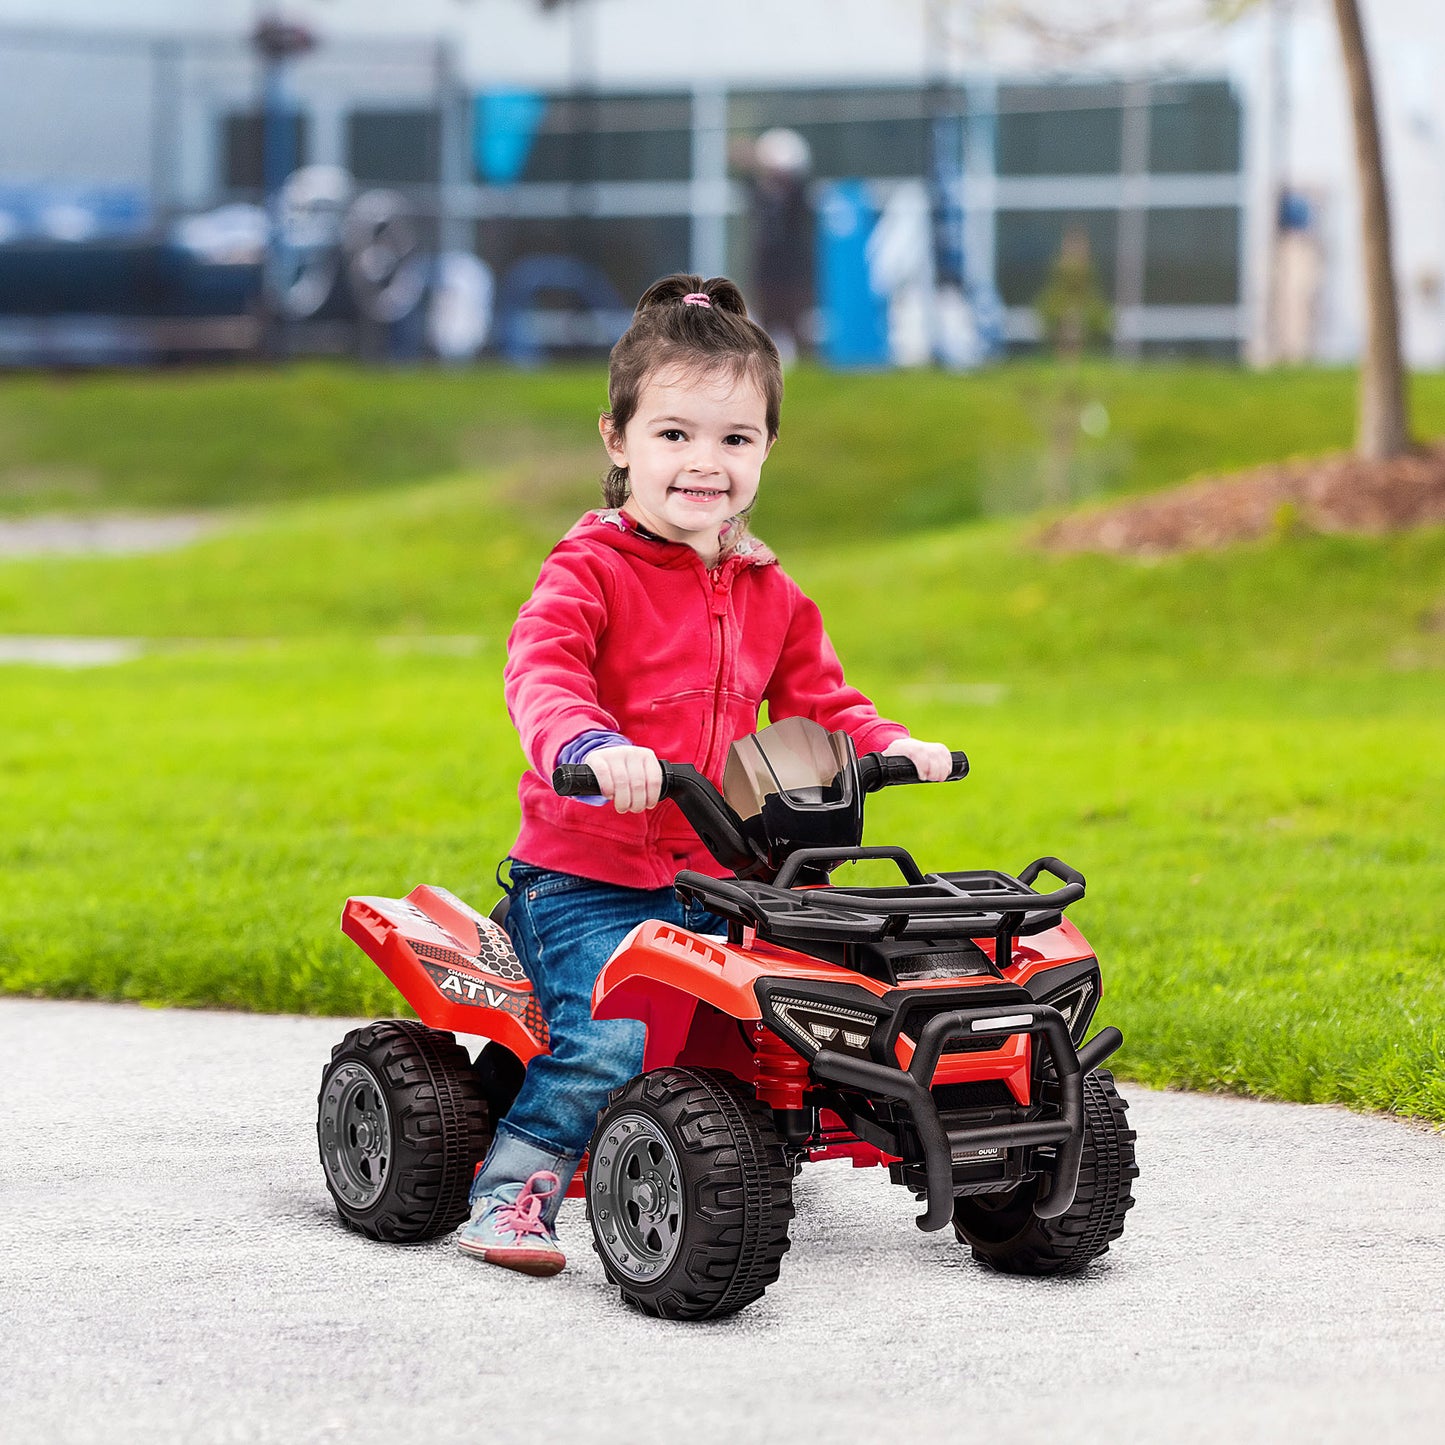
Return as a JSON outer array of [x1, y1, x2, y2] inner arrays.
[[601, 365, 774, 560]]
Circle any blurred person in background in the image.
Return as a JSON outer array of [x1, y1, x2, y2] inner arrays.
[[745, 128, 816, 362]]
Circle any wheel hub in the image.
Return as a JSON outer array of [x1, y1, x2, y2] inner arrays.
[[588, 1112, 684, 1283], [318, 1060, 393, 1209]]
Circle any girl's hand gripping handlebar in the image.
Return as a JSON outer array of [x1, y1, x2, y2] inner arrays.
[[551, 750, 970, 804], [553, 759, 757, 874], [856, 750, 969, 791]]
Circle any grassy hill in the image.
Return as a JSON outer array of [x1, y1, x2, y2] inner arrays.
[[1, 362, 1442, 1121], [8, 360, 1445, 535]]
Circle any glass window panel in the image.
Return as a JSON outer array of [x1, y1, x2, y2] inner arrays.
[[514, 92, 692, 182], [519, 132, 575, 183], [790, 118, 931, 179], [1147, 81, 1241, 174], [729, 86, 951, 130], [726, 210, 753, 290], [347, 110, 440, 185], [728, 86, 957, 179], [995, 209, 1118, 307], [475, 215, 691, 314], [1142, 207, 1240, 304], [1139, 338, 1241, 360], [221, 111, 309, 192], [997, 84, 1123, 176]]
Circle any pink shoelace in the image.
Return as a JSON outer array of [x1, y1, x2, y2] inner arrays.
[[495, 1170, 560, 1242]]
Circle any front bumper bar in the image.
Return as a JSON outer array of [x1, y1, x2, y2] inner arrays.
[[809, 1005, 1123, 1232]]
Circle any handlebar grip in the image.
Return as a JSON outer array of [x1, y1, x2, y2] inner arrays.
[[551, 761, 680, 801], [552, 764, 601, 797], [878, 756, 922, 785], [861, 750, 970, 790]]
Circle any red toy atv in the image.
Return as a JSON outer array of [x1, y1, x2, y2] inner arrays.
[[319, 718, 1137, 1319]]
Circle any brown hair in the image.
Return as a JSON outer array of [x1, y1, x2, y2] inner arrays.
[[600, 274, 783, 540]]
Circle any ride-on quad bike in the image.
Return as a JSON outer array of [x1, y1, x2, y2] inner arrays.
[[319, 717, 1138, 1319]]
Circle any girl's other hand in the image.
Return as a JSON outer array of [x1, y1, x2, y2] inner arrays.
[[883, 736, 955, 783], [586, 745, 665, 813]]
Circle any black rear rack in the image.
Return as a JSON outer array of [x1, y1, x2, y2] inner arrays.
[[674, 850, 1085, 972]]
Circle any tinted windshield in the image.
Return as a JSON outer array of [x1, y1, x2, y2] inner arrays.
[[722, 717, 851, 819]]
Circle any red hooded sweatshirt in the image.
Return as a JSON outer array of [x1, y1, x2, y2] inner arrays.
[[504, 509, 909, 889]]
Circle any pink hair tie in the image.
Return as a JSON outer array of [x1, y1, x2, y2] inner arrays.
[[682, 293, 712, 307]]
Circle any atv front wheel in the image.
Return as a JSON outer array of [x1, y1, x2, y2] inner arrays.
[[953, 1069, 1138, 1276], [586, 1067, 794, 1320], [318, 1020, 491, 1242]]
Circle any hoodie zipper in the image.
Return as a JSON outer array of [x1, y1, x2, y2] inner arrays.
[[698, 554, 738, 780]]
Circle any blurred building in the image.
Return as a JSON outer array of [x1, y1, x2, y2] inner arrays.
[[0, 0, 1439, 367]]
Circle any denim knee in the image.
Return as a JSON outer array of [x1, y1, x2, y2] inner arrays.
[[576, 1015, 646, 1094]]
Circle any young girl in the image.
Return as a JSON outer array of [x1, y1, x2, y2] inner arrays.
[[457, 273, 953, 1275]]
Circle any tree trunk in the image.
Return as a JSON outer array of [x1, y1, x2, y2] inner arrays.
[[1331, 0, 1410, 458]]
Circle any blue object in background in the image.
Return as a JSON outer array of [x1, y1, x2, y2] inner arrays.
[[494, 254, 629, 366], [1278, 189, 1314, 233], [0, 241, 259, 318], [474, 90, 548, 184], [929, 115, 965, 293], [0, 184, 150, 244], [816, 180, 888, 368]]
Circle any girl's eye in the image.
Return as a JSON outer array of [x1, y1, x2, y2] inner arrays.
[[660, 429, 685, 442], [723, 434, 752, 447]]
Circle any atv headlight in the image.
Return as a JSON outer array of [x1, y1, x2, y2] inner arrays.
[[761, 991, 883, 1058], [1041, 977, 1098, 1043]]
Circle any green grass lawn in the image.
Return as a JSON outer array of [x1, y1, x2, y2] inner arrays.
[[1, 363, 1442, 1121]]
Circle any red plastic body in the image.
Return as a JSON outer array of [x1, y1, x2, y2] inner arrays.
[[342, 885, 550, 1063], [341, 886, 1097, 1185]]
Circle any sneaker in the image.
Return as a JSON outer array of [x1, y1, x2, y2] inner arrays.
[[456, 1170, 566, 1276]]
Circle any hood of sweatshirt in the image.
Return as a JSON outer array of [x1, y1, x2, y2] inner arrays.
[[563, 508, 778, 571]]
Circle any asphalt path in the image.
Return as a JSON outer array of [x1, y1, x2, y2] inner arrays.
[[4, 997, 1443, 1445]]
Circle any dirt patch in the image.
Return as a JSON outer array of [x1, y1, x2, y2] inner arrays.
[[1038, 443, 1445, 557]]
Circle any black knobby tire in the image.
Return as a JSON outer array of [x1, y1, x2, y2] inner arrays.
[[586, 1067, 795, 1320], [317, 1019, 491, 1243], [953, 1069, 1139, 1277]]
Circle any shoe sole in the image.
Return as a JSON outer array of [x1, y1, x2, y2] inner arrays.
[[457, 1237, 566, 1277]]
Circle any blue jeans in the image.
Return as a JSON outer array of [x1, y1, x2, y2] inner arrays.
[[491, 859, 729, 1163]]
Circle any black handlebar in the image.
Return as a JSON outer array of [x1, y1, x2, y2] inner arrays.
[[554, 745, 971, 803], [553, 760, 759, 874], [857, 750, 969, 791], [552, 748, 970, 802], [551, 763, 610, 797], [553, 748, 971, 881]]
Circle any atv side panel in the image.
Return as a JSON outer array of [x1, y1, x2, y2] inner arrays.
[[342, 885, 548, 1061]]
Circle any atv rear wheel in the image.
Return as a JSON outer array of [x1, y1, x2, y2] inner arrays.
[[318, 1020, 491, 1242], [586, 1067, 794, 1320], [953, 1069, 1138, 1276]]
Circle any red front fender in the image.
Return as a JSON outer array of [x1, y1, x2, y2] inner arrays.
[[592, 920, 765, 1069]]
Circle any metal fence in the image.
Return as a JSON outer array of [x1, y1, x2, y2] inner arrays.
[[0, 23, 1248, 364]]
